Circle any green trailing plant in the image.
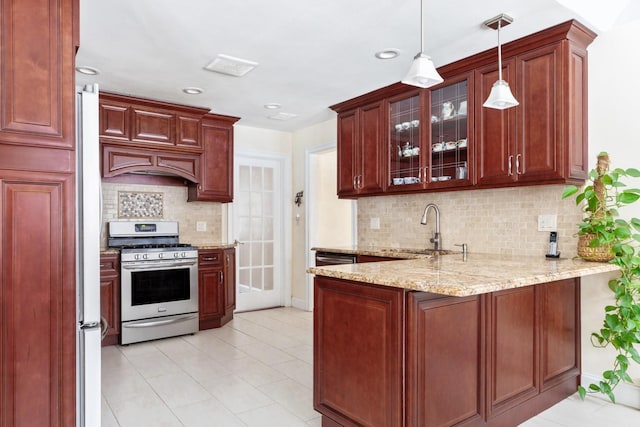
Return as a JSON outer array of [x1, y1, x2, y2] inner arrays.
[[562, 152, 640, 402]]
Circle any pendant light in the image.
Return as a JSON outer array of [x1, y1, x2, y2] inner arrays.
[[483, 13, 519, 110], [401, 0, 443, 88]]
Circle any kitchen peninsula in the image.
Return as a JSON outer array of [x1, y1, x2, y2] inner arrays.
[[308, 250, 618, 427]]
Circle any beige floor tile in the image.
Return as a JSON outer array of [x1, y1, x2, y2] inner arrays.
[[147, 371, 211, 409], [109, 391, 183, 427], [173, 352, 231, 384], [258, 378, 318, 421], [203, 374, 273, 414], [101, 367, 155, 405], [236, 341, 296, 366], [126, 350, 183, 379], [101, 395, 120, 427], [271, 358, 313, 389], [172, 398, 246, 427], [220, 356, 288, 387], [236, 402, 308, 427]]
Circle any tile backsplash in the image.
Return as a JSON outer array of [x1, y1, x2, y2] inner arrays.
[[357, 184, 582, 258], [101, 182, 223, 248]]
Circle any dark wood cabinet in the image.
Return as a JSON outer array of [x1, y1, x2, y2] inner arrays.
[[198, 248, 236, 329], [336, 101, 386, 197], [476, 41, 588, 187], [100, 254, 120, 346], [314, 276, 404, 427], [406, 293, 484, 427], [99, 92, 208, 150], [486, 286, 539, 418], [332, 20, 595, 198], [187, 114, 239, 203], [313, 276, 581, 427], [0, 0, 77, 425]]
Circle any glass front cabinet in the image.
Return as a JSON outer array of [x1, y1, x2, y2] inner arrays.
[[388, 73, 473, 191]]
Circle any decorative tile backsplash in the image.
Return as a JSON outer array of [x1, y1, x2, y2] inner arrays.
[[357, 184, 583, 258], [101, 182, 223, 248], [118, 191, 163, 218]]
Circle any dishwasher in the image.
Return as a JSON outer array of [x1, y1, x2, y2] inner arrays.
[[315, 251, 357, 266]]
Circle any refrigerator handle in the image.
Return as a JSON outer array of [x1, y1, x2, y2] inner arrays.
[[100, 316, 109, 340]]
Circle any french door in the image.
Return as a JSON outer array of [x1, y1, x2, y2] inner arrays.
[[232, 153, 286, 311]]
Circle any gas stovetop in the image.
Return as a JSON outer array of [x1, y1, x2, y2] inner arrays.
[[108, 221, 198, 261]]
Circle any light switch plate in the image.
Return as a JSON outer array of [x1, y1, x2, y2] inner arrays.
[[538, 214, 557, 231], [196, 221, 207, 232], [370, 217, 380, 230]]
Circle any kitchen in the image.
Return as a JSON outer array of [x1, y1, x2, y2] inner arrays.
[[2, 0, 640, 426]]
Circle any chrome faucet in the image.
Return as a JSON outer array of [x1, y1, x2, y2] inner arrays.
[[420, 203, 441, 251]]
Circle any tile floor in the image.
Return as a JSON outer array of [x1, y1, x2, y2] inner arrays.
[[102, 307, 640, 427]]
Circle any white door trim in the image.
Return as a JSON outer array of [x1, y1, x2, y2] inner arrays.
[[229, 149, 292, 308], [302, 143, 357, 311]]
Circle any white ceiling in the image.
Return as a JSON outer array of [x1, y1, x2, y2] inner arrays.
[[75, 0, 638, 132]]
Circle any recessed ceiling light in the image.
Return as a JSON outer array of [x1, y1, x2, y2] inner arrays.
[[182, 87, 203, 95], [264, 103, 281, 110], [204, 54, 259, 77], [375, 49, 400, 60], [76, 66, 100, 75]]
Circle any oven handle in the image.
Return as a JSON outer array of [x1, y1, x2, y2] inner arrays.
[[122, 314, 198, 328], [121, 260, 197, 270]]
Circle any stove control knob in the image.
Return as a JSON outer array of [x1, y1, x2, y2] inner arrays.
[[134, 254, 139, 260], [158, 253, 163, 259], [142, 254, 148, 260], [174, 252, 179, 258], [181, 252, 186, 258]]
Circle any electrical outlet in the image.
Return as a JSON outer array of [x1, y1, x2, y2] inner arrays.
[[370, 217, 380, 230], [196, 221, 207, 232], [537, 214, 557, 231]]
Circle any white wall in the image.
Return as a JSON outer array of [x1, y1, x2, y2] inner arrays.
[[580, 17, 640, 404]]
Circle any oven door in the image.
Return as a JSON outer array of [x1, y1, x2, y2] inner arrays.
[[120, 259, 198, 322]]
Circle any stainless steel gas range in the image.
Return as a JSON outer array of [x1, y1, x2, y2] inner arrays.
[[108, 221, 198, 345]]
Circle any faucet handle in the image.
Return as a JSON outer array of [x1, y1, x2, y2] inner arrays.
[[454, 243, 467, 255]]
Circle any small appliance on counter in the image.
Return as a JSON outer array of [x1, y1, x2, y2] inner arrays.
[[108, 221, 199, 344]]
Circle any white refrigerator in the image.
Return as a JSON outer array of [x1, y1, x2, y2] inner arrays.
[[76, 83, 102, 427]]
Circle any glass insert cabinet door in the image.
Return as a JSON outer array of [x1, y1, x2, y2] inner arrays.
[[430, 79, 469, 184], [388, 91, 425, 187]]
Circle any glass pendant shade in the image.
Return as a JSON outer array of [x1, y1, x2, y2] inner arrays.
[[483, 79, 519, 109], [483, 13, 518, 110], [402, 53, 443, 88]]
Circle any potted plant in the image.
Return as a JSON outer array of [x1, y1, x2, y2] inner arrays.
[[562, 152, 640, 402]]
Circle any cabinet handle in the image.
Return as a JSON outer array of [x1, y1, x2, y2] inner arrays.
[[353, 176, 357, 188], [202, 257, 217, 261], [220, 271, 224, 284], [508, 155, 513, 176], [418, 168, 422, 182], [424, 167, 429, 183], [516, 154, 522, 175], [100, 264, 107, 269]]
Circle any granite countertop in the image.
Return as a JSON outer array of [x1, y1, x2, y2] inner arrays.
[[197, 243, 236, 250], [313, 245, 434, 259], [308, 250, 619, 297]]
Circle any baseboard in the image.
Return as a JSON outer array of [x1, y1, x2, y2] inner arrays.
[[291, 297, 310, 311], [581, 372, 640, 409]]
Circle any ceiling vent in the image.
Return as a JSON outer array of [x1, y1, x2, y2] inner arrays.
[[204, 54, 258, 77], [268, 112, 298, 121]]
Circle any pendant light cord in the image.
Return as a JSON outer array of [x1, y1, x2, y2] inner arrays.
[[497, 20, 503, 81], [420, 0, 424, 53]]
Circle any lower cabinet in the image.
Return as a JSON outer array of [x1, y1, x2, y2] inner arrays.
[[100, 253, 121, 346], [199, 248, 236, 329], [314, 276, 580, 427]]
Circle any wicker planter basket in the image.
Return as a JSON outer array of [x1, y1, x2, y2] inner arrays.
[[577, 233, 614, 262]]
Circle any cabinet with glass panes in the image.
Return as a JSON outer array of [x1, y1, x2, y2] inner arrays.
[[388, 90, 427, 190], [429, 74, 472, 187]]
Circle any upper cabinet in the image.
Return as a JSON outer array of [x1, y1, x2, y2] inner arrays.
[[336, 101, 386, 197], [99, 93, 240, 202], [99, 92, 208, 151], [331, 20, 595, 198], [187, 114, 240, 203]]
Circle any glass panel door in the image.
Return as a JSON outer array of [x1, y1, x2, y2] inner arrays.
[[389, 92, 424, 188], [430, 80, 469, 184]]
